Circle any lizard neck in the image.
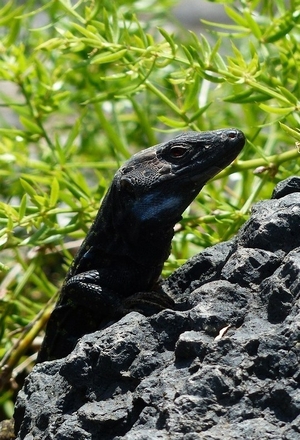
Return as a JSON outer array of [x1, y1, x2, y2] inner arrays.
[[68, 185, 176, 293]]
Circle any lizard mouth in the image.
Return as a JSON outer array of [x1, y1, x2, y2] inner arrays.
[[187, 129, 245, 185], [189, 162, 232, 184]]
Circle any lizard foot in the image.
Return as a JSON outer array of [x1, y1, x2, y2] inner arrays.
[[120, 291, 175, 316]]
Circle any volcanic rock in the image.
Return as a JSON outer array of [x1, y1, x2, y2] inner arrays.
[[14, 177, 300, 439]]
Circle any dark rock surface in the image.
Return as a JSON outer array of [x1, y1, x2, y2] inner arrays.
[[14, 177, 300, 439]]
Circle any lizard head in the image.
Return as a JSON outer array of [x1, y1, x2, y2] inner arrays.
[[114, 128, 245, 225]]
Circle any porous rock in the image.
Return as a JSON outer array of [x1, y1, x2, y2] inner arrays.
[[14, 178, 300, 439]]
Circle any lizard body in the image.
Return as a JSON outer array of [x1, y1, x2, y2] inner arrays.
[[38, 129, 245, 362]]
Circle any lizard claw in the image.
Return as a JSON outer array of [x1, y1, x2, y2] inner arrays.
[[120, 291, 175, 316]]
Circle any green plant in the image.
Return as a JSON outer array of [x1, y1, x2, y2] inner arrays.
[[0, 0, 299, 419]]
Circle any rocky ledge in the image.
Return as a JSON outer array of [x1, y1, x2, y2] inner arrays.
[[14, 177, 300, 439]]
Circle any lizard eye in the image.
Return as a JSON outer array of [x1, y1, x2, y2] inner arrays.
[[169, 146, 189, 159]]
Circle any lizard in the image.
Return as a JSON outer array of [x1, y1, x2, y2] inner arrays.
[[37, 128, 245, 362]]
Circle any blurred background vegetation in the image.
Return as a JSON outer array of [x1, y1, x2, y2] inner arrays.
[[0, 0, 299, 420]]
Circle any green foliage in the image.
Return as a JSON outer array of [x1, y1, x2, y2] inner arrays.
[[0, 0, 299, 418]]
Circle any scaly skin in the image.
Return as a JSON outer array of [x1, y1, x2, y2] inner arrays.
[[38, 129, 245, 362]]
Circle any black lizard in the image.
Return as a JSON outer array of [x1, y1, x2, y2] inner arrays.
[[37, 129, 245, 362]]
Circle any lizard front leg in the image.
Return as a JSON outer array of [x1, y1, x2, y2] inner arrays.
[[38, 270, 175, 362], [37, 270, 123, 362], [65, 271, 174, 316]]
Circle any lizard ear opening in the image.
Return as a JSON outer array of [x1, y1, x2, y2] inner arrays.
[[120, 177, 135, 194]]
